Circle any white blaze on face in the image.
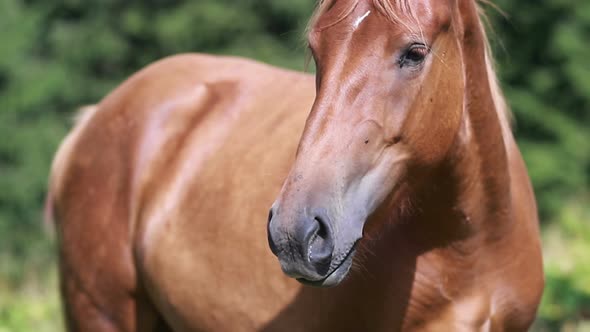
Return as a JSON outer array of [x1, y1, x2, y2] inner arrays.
[[353, 10, 371, 30]]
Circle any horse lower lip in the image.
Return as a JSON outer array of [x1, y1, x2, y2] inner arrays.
[[296, 277, 323, 286]]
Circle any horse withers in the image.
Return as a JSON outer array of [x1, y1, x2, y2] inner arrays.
[[47, 0, 544, 331]]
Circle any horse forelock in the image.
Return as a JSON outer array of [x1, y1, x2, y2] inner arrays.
[[305, 0, 512, 129], [306, 0, 416, 32]]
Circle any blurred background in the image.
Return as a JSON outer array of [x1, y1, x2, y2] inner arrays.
[[0, 0, 588, 331]]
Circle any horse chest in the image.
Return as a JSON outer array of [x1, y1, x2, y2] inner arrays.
[[141, 229, 491, 332], [401, 289, 493, 332]]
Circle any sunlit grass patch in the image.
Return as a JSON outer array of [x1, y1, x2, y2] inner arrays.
[[0, 266, 63, 332], [536, 198, 590, 331]]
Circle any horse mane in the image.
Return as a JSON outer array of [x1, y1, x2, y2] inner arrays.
[[305, 0, 513, 129]]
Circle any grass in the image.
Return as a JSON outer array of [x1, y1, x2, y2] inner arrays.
[[0, 265, 63, 332]]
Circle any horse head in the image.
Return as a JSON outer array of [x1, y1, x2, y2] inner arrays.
[[268, 0, 470, 287]]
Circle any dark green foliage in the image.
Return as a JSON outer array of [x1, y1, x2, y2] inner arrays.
[[0, 0, 315, 283], [488, 0, 590, 219], [0, 0, 587, 329]]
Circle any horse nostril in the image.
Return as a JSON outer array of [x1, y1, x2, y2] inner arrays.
[[267, 207, 279, 256], [314, 216, 328, 239], [307, 215, 334, 275]]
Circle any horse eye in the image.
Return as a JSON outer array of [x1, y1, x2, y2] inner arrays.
[[399, 44, 429, 68]]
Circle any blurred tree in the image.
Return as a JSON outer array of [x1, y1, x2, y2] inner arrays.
[[0, 0, 315, 282], [488, 0, 590, 219]]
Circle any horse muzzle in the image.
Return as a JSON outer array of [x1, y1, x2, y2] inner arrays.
[[267, 205, 361, 287]]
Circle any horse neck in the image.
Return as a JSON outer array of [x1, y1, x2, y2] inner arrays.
[[387, 3, 513, 252], [427, 0, 513, 244], [456, 0, 512, 223]]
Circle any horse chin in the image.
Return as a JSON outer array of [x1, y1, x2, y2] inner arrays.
[[297, 245, 357, 288]]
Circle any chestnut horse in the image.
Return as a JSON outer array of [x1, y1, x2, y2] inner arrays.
[[47, 0, 544, 331]]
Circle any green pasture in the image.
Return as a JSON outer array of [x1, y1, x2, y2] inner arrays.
[[0, 0, 588, 330]]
